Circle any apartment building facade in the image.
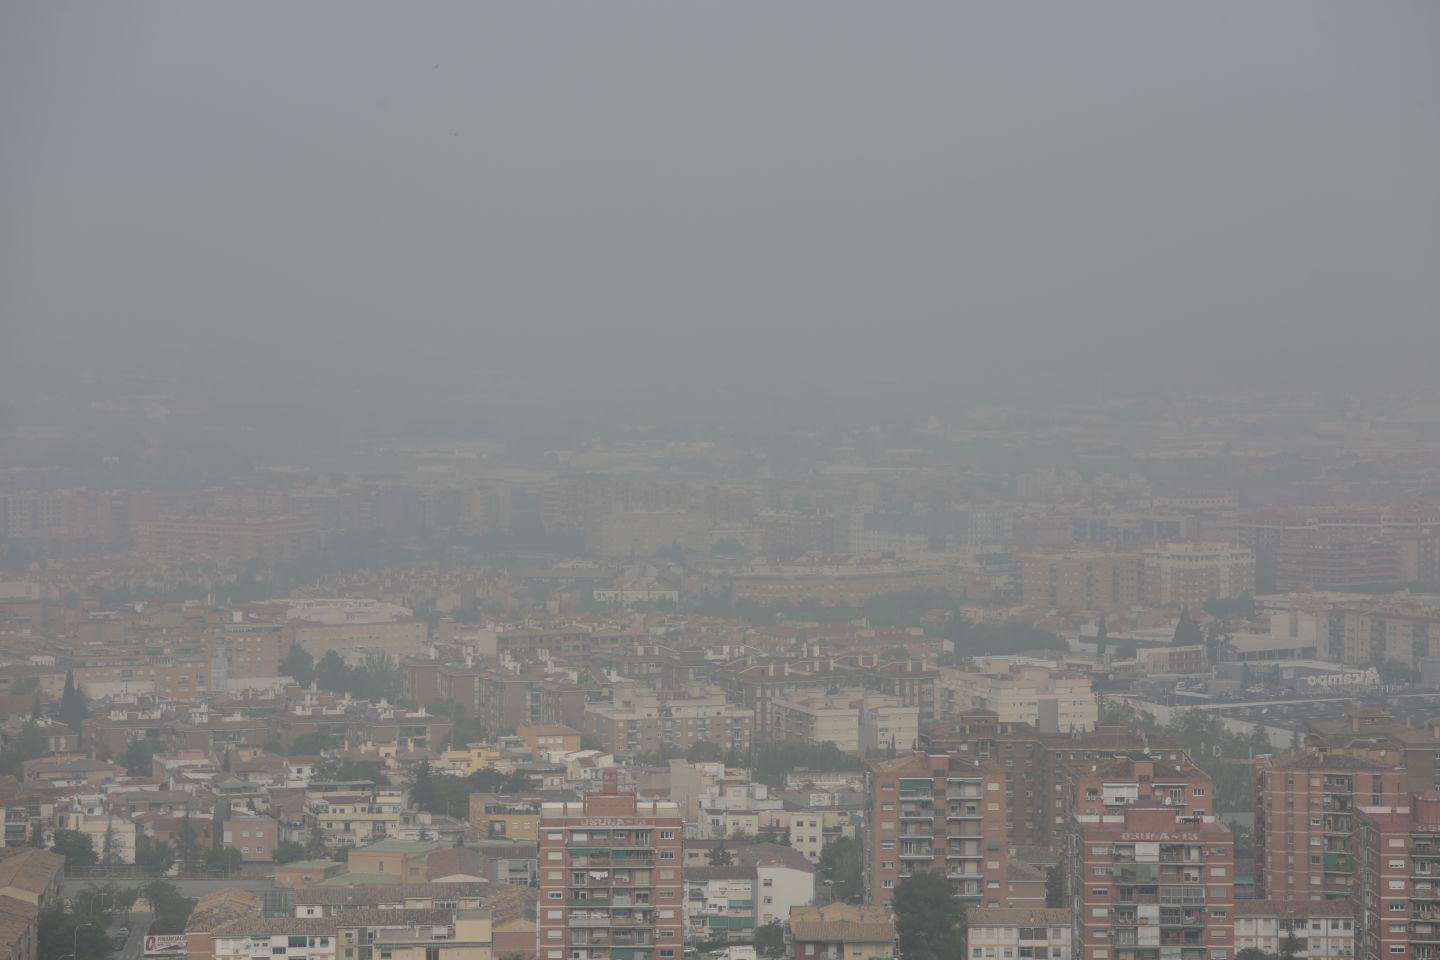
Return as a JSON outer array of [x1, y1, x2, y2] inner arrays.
[[1353, 794, 1440, 960], [1020, 554, 1142, 614], [538, 790, 685, 960], [1141, 544, 1256, 608], [583, 686, 753, 759], [1253, 754, 1407, 900], [1232, 901, 1356, 960], [967, 908, 1075, 960], [1072, 803, 1235, 960], [864, 752, 1007, 908]]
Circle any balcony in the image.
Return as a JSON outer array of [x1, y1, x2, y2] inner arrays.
[[947, 807, 982, 820], [570, 917, 611, 928]]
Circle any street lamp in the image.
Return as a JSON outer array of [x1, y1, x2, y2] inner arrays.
[[73, 922, 94, 960]]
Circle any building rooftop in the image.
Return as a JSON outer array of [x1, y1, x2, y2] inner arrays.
[[969, 907, 1073, 926], [789, 903, 895, 944]]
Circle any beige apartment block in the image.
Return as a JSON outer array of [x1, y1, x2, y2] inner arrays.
[[936, 664, 1097, 733]]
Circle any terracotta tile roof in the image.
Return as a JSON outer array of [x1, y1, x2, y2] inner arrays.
[[0, 848, 64, 897], [212, 918, 340, 936], [789, 903, 894, 944]]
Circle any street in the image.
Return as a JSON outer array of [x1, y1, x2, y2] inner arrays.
[[113, 916, 152, 960]]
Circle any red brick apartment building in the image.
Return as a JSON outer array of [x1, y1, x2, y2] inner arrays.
[[1073, 803, 1235, 960], [864, 751, 1007, 907], [538, 788, 684, 960]]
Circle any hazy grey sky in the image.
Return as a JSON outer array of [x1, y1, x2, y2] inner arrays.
[[3, 2, 1438, 433]]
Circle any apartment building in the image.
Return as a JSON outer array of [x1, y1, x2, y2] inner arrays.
[[936, 665, 1097, 734], [1326, 602, 1440, 669], [967, 908, 1074, 960], [1353, 794, 1440, 960], [922, 715, 1189, 850], [1141, 544, 1256, 608], [788, 903, 896, 960], [1232, 901, 1356, 960], [132, 515, 319, 567], [537, 789, 685, 960], [0, 848, 65, 960], [770, 690, 918, 756], [1020, 553, 1142, 614], [584, 686, 752, 759], [864, 752, 1007, 907], [305, 784, 405, 847], [1067, 756, 1214, 826], [264, 598, 428, 662], [682, 844, 815, 940], [1253, 753, 1408, 900], [1275, 540, 1400, 595], [1072, 802, 1235, 960], [208, 920, 340, 960], [1305, 711, 1440, 799]]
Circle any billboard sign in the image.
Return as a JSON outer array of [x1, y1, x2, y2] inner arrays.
[[144, 935, 188, 955]]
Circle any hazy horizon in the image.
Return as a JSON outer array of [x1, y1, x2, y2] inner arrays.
[[4, 2, 1439, 439]]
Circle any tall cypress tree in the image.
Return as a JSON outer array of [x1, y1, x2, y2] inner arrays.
[[59, 669, 88, 732]]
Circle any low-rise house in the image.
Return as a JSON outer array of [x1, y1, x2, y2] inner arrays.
[[373, 908, 492, 960], [966, 908, 1074, 960], [684, 844, 815, 940], [789, 903, 895, 960], [0, 848, 65, 960], [1233, 900, 1356, 960]]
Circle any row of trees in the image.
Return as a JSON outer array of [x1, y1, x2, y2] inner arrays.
[[944, 615, 1068, 659], [753, 740, 863, 788], [53, 814, 246, 876], [39, 881, 195, 960], [281, 645, 403, 702]]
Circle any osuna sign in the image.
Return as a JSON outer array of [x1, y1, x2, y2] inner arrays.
[[144, 935, 188, 955], [1304, 668, 1380, 688]]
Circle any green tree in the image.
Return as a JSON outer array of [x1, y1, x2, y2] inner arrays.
[[754, 921, 786, 959], [894, 871, 967, 960], [123, 738, 156, 777], [204, 847, 243, 875], [409, 758, 442, 813], [685, 740, 725, 763], [314, 651, 348, 692], [140, 880, 196, 934], [101, 818, 117, 867], [819, 835, 864, 903], [1236, 950, 1272, 960], [38, 905, 112, 960], [58, 669, 88, 732], [315, 756, 389, 785], [176, 813, 201, 873], [282, 644, 315, 685], [1280, 931, 1302, 960], [1173, 608, 1203, 646], [136, 833, 176, 876], [51, 829, 97, 871], [29, 820, 45, 848], [305, 824, 329, 860], [274, 840, 307, 864], [432, 772, 473, 819], [707, 836, 733, 866]]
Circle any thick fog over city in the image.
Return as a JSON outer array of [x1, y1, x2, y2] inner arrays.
[[3, 4, 1440, 958]]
